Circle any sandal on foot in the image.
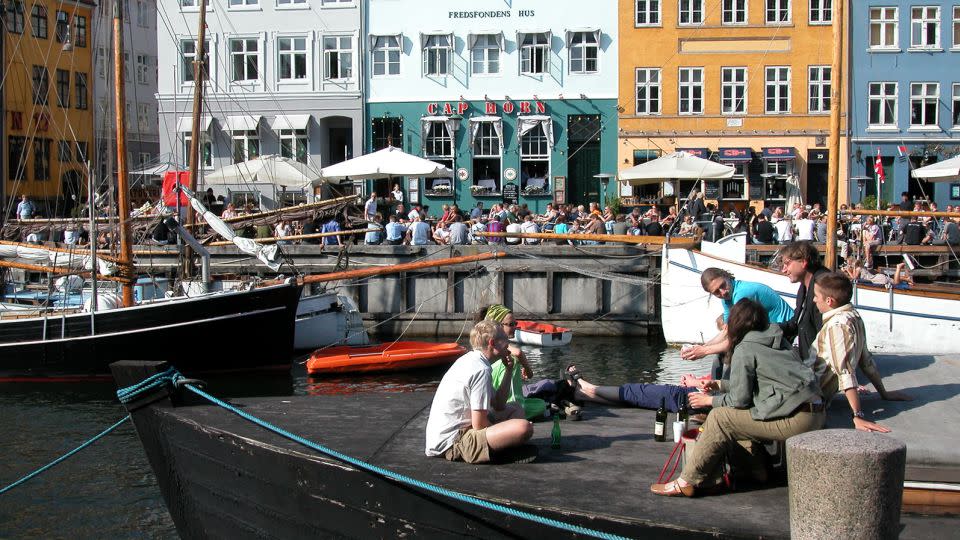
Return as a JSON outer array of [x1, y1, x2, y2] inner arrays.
[[563, 364, 582, 385], [561, 400, 582, 421], [650, 480, 695, 497]]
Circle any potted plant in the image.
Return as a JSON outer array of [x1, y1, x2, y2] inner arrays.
[[523, 185, 546, 196], [470, 184, 491, 195]]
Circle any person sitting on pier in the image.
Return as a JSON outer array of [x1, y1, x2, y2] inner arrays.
[[406, 215, 433, 246], [520, 214, 540, 244], [478, 305, 546, 421], [424, 320, 535, 464], [650, 299, 825, 497], [384, 214, 406, 245], [810, 272, 912, 434]]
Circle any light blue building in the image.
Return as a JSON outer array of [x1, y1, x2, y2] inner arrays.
[[849, 1, 960, 208]]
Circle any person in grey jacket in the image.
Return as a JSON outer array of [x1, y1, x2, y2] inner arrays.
[[651, 299, 825, 497]]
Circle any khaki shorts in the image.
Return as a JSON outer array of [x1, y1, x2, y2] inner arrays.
[[443, 427, 491, 464]]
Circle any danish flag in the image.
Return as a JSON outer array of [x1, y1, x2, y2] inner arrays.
[[874, 148, 885, 184]]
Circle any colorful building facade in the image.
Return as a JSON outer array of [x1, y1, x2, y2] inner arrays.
[[365, 0, 618, 214], [618, 0, 848, 214], [3, 0, 95, 215], [849, 1, 960, 208]]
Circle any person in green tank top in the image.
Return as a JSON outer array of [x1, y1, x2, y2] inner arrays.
[[478, 304, 548, 420]]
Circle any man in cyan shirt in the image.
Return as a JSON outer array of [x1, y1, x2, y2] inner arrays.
[[384, 215, 406, 245]]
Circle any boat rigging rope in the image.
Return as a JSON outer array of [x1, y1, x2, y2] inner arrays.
[[113, 368, 630, 540]]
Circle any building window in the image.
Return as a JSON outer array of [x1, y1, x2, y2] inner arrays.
[[320, 0, 351, 4], [371, 35, 400, 76], [322, 36, 352, 80], [138, 152, 151, 166], [277, 0, 307, 5], [471, 34, 501, 75], [371, 117, 402, 150], [472, 121, 502, 194], [422, 34, 452, 76], [910, 82, 939, 127], [230, 38, 260, 82], [721, 67, 747, 114], [75, 15, 85, 46], [679, 0, 704, 25], [77, 142, 89, 163], [808, 65, 831, 114], [911, 6, 940, 49], [870, 7, 898, 49], [9, 137, 27, 181], [278, 36, 308, 81], [722, 0, 746, 25], [180, 0, 199, 7], [34, 138, 51, 181], [32, 65, 48, 105], [765, 66, 790, 114], [136, 54, 149, 84], [183, 134, 212, 169], [232, 130, 260, 162], [764, 161, 791, 198], [278, 129, 308, 163], [635, 0, 660, 26], [229, 0, 259, 7], [6, 1, 24, 33], [954, 6, 960, 49], [423, 122, 454, 193], [519, 32, 549, 75], [868, 82, 897, 127], [180, 39, 210, 83], [30, 4, 46, 38], [96, 47, 106, 78], [58, 140, 72, 162], [635, 67, 661, 115], [56, 69, 70, 108], [766, 0, 790, 24], [569, 31, 598, 74], [954, 83, 960, 127], [519, 123, 550, 191], [54, 10, 68, 42], [678, 67, 703, 115], [809, 0, 831, 25], [137, 103, 151, 131], [75, 72, 88, 109], [137, 1, 150, 27]]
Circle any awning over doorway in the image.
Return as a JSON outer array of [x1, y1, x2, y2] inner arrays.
[[762, 147, 796, 161], [717, 147, 753, 162], [176, 115, 213, 133], [675, 148, 711, 159]]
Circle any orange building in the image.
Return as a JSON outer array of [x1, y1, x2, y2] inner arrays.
[[3, 0, 95, 215], [618, 0, 848, 214]]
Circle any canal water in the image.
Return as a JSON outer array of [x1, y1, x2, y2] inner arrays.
[[0, 335, 711, 538]]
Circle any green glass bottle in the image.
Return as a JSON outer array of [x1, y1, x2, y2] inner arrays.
[[551, 415, 562, 449]]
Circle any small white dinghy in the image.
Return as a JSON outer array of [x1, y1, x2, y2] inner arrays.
[[512, 320, 573, 347]]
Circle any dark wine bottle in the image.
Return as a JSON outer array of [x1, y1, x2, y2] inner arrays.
[[677, 393, 690, 431], [654, 397, 667, 442]]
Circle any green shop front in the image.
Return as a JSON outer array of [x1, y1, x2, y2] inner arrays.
[[365, 99, 617, 214]]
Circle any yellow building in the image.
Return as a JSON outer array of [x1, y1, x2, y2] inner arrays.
[[4, 0, 95, 214], [618, 0, 848, 214]]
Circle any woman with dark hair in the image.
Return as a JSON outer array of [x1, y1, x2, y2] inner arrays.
[[651, 299, 824, 497]]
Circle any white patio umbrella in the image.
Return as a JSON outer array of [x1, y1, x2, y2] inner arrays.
[[204, 154, 321, 189], [617, 151, 734, 185], [129, 161, 182, 176], [912, 155, 960, 182], [317, 146, 453, 181]]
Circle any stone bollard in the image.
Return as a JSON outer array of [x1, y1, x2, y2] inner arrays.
[[787, 429, 906, 540]]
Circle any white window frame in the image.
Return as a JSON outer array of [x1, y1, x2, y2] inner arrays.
[[808, 0, 831, 25], [371, 34, 400, 77], [910, 6, 941, 50], [229, 37, 260, 83], [278, 128, 308, 163], [869, 7, 899, 50], [179, 38, 212, 85], [635, 67, 661, 115], [472, 121, 502, 193], [137, 103, 151, 131], [765, 66, 791, 114], [568, 31, 599, 75], [910, 82, 940, 128], [519, 122, 550, 190], [678, 67, 704, 115], [868, 82, 898, 128], [721, 0, 747, 26], [423, 121, 456, 192], [953, 83, 960, 128], [765, 0, 791, 25], [231, 129, 261, 163], [276, 0, 307, 9], [721, 67, 747, 115], [322, 35, 353, 81], [183, 133, 212, 169], [96, 47, 106, 78], [277, 35, 309, 83], [635, 0, 661, 27], [136, 0, 150, 27], [228, 0, 260, 10], [808, 65, 831, 114], [422, 34, 452, 77], [679, 0, 704, 26], [471, 34, 501, 76], [954, 6, 960, 50], [136, 54, 149, 85], [320, 0, 352, 5], [519, 32, 549, 75]]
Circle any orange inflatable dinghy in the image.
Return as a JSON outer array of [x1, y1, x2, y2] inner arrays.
[[307, 341, 467, 375]]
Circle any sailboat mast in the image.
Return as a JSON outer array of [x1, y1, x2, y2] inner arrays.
[[183, 0, 209, 277], [825, 0, 846, 270], [113, 0, 135, 306]]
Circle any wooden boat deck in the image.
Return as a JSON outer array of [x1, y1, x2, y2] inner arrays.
[[151, 354, 960, 538]]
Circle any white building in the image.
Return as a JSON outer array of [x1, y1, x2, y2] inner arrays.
[[155, 0, 363, 209]]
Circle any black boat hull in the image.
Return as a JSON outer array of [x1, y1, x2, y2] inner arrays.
[[0, 283, 302, 378]]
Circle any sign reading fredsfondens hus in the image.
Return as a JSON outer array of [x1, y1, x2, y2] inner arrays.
[[448, 10, 537, 18]]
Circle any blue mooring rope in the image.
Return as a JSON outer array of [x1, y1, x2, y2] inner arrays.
[[116, 369, 631, 540], [0, 415, 130, 496]]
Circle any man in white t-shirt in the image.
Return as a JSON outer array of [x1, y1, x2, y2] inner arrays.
[[364, 192, 377, 221], [505, 219, 523, 245], [424, 320, 534, 463], [774, 217, 795, 244], [794, 211, 816, 241]]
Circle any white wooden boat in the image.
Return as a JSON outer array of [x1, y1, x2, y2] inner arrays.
[[294, 291, 369, 350], [511, 321, 573, 347], [660, 234, 960, 355]]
